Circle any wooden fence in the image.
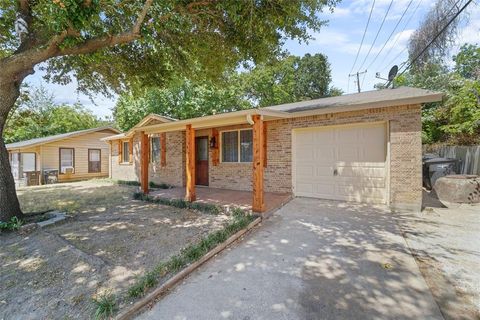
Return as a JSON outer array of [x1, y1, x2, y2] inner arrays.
[[424, 145, 480, 175]]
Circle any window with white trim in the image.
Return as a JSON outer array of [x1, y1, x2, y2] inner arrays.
[[59, 148, 75, 174], [221, 129, 253, 163]]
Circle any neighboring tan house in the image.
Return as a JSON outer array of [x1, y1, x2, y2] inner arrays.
[[103, 87, 442, 212], [7, 126, 120, 187]]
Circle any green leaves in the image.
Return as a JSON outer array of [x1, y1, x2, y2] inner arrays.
[[2, 1, 339, 96], [239, 53, 340, 107], [114, 76, 251, 131], [400, 45, 480, 145], [4, 86, 108, 144]]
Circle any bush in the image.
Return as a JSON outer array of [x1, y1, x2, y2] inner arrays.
[[0, 217, 24, 231]]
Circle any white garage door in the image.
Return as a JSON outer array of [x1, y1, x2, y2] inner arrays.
[[293, 123, 387, 204]]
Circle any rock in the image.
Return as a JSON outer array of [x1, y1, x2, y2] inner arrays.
[[18, 223, 38, 235], [434, 175, 480, 208]]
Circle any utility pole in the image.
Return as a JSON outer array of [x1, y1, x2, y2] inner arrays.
[[348, 70, 367, 93]]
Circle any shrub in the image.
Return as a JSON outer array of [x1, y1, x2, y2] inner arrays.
[[0, 217, 24, 231]]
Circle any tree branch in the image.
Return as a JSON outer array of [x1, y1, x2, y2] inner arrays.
[[2, 0, 153, 76]]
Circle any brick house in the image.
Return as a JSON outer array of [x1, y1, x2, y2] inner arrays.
[[103, 87, 442, 213]]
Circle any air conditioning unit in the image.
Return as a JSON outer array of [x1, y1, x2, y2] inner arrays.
[[62, 167, 75, 174]]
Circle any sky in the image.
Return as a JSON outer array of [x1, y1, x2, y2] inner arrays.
[[24, 0, 480, 119]]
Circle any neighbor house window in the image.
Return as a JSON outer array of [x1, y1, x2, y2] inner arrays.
[[122, 141, 130, 163], [221, 129, 253, 163], [21, 153, 36, 173], [88, 149, 101, 173], [59, 148, 75, 174], [151, 137, 161, 163]]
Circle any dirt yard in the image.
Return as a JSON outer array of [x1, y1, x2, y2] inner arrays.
[[398, 190, 480, 320], [0, 180, 229, 319]]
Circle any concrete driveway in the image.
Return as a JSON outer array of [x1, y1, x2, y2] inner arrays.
[[137, 198, 443, 320]]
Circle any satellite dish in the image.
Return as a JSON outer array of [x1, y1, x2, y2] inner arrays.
[[386, 65, 399, 89], [388, 65, 398, 82]]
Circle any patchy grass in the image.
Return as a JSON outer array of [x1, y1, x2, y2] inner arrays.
[[3, 180, 231, 319], [126, 209, 255, 299], [133, 192, 222, 215], [17, 180, 137, 215]]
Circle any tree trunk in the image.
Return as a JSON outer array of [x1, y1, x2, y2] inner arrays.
[[0, 75, 25, 222]]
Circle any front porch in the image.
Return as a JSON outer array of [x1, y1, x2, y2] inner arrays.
[[150, 187, 291, 213], [136, 110, 287, 214]]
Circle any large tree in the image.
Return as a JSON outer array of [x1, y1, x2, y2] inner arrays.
[[114, 77, 251, 131], [0, 0, 338, 221], [240, 53, 341, 107]]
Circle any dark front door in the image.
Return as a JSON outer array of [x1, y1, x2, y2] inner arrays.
[[195, 136, 209, 186]]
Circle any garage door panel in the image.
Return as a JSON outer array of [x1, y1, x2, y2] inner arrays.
[[294, 123, 387, 204], [296, 131, 314, 145], [296, 165, 315, 178], [296, 146, 314, 161], [336, 177, 386, 188], [315, 148, 335, 163], [336, 127, 360, 144], [314, 130, 335, 144], [338, 166, 386, 178], [337, 147, 361, 162]]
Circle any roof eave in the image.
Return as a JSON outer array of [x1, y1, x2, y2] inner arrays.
[[285, 93, 443, 117], [6, 126, 121, 150]]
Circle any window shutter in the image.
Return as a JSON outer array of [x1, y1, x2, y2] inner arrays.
[[161, 133, 166, 167], [212, 128, 219, 166], [118, 140, 122, 164], [129, 138, 133, 164]]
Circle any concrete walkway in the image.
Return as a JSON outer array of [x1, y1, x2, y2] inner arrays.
[[137, 198, 443, 320]]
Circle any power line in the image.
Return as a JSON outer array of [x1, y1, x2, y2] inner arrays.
[[379, 0, 422, 70], [356, 0, 394, 72], [396, 0, 473, 78], [349, 0, 376, 75], [365, 0, 415, 71]]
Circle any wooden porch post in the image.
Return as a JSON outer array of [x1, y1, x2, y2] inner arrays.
[[252, 115, 265, 212], [185, 124, 196, 202], [141, 132, 149, 194]]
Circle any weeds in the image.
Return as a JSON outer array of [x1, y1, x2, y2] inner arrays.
[[92, 293, 116, 320], [127, 210, 255, 299], [0, 217, 24, 231]]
